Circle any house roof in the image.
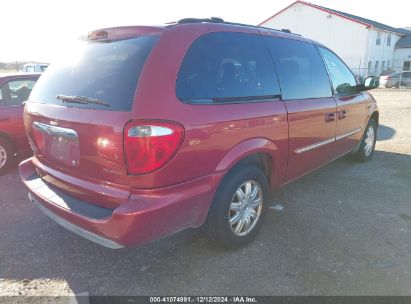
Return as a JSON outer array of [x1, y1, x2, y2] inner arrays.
[[396, 35, 411, 49], [259, 1, 407, 35]]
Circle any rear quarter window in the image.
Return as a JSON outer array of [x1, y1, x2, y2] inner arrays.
[[176, 32, 281, 103], [29, 35, 159, 111]]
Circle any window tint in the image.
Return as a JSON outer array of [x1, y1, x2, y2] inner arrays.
[[0, 79, 37, 106], [30, 35, 159, 111], [176, 32, 281, 103], [264, 37, 332, 100], [319, 47, 357, 95]]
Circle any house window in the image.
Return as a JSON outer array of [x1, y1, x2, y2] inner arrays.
[[404, 61, 411, 71], [368, 61, 372, 74], [382, 61, 385, 72], [376, 32, 381, 45], [375, 61, 379, 73], [387, 34, 391, 46], [387, 60, 390, 68]]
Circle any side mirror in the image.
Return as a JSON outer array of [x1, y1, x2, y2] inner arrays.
[[363, 76, 380, 90]]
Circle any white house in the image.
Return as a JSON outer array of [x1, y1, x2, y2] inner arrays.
[[259, 1, 411, 78], [394, 33, 411, 71]]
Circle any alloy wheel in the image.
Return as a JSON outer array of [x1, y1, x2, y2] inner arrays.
[[0, 145, 7, 169], [228, 180, 263, 236], [364, 125, 375, 157]]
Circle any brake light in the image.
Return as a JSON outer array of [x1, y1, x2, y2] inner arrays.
[[32, 128, 45, 151], [381, 76, 391, 80], [124, 121, 184, 174]]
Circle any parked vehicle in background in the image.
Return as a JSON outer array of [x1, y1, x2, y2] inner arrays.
[[20, 18, 380, 249], [0, 73, 40, 174], [379, 71, 411, 88], [22, 63, 49, 73]]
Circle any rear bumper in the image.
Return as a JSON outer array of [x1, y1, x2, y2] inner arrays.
[[380, 79, 396, 88], [19, 157, 222, 248], [379, 79, 388, 87]]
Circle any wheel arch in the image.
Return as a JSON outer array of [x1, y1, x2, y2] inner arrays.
[[370, 111, 379, 126], [0, 131, 16, 152], [215, 138, 287, 189]]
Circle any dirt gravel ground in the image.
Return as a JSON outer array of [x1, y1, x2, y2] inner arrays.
[[0, 89, 410, 297]]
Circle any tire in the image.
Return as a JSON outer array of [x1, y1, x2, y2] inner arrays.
[[352, 119, 377, 162], [203, 165, 269, 249], [0, 138, 14, 175], [395, 82, 405, 88]]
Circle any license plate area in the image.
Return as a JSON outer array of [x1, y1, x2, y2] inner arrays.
[[33, 122, 80, 167]]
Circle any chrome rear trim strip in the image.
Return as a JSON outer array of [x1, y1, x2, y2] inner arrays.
[[33, 122, 78, 139]]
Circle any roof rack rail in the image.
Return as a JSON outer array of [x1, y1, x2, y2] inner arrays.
[[172, 17, 300, 36], [177, 17, 225, 24]]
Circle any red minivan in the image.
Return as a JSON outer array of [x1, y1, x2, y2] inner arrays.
[[0, 73, 40, 174], [19, 19, 379, 248]]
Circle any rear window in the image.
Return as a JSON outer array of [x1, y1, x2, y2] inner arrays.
[[29, 35, 159, 111], [176, 32, 281, 103]]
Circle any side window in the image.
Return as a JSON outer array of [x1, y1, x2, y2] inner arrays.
[[176, 32, 281, 103], [319, 47, 357, 95], [26, 66, 35, 73], [0, 80, 36, 106], [376, 32, 381, 45], [264, 36, 332, 100]]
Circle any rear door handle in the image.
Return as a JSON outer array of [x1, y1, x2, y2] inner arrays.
[[325, 112, 336, 122]]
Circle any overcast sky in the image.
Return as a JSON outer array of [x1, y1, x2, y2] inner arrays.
[[1, 0, 410, 62]]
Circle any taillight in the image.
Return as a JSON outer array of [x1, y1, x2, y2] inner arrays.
[[124, 121, 184, 174], [381, 76, 391, 80], [32, 129, 45, 151]]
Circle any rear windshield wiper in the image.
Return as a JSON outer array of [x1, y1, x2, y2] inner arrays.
[[56, 94, 110, 107]]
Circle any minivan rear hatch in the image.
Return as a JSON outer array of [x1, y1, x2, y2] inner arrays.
[[25, 27, 162, 207]]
